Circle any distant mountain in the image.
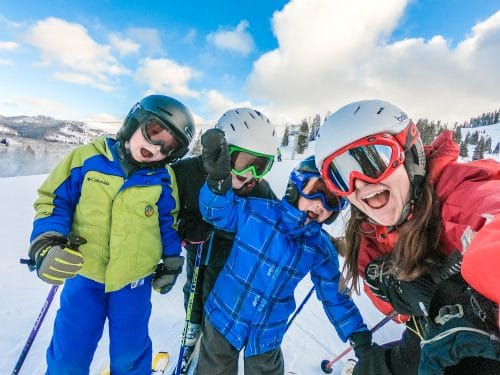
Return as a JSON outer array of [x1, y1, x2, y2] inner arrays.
[[0, 115, 105, 144]]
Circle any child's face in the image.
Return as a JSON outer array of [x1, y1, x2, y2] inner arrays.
[[128, 127, 166, 163], [231, 170, 255, 190], [297, 177, 333, 224]]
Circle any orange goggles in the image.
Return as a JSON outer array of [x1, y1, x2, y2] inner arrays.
[[321, 123, 419, 196]]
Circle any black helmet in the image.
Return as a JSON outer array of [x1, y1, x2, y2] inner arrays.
[[284, 155, 347, 224], [117, 94, 195, 163]]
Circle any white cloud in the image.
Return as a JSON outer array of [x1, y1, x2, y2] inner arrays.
[[207, 20, 255, 56], [127, 27, 162, 54], [1, 95, 74, 117], [135, 58, 199, 98], [108, 33, 140, 56], [0, 41, 19, 51], [204, 89, 254, 122], [52, 72, 114, 92], [25, 17, 129, 91], [248, 0, 500, 124], [0, 59, 13, 66]]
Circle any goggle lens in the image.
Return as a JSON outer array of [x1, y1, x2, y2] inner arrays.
[[141, 118, 180, 156], [323, 136, 403, 196], [300, 177, 344, 211], [229, 148, 274, 178]]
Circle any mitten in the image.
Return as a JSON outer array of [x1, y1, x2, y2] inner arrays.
[[201, 128, 231, 194], [152, 256, 184, 294], [350, 331, 391, 375], [28, 232, 85, 285]]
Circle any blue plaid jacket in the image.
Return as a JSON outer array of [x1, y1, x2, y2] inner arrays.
[[199, 183, 367, 357]]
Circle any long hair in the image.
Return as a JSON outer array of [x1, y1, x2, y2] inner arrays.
[[343, 181, 443, 293]]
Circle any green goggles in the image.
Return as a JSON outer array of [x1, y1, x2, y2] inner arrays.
[[229, 146, 274, 178]]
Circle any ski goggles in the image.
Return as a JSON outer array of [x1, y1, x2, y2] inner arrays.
[[291, 171, 348, 211], [229, 146, 274, 178], [321, 124, 419, 196], [140, 117, 181, 156]]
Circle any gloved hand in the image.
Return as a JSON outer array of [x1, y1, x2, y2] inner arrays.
[[349, 330, 390, 375], [364, 256, 435, 316], [178, 216, 213, 244], [152, 256, 184, 294], [201, 128, 231, 194], [28, 232, 84, 285]]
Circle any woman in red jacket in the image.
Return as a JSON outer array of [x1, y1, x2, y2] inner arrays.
[[314, 99, 500, 375]]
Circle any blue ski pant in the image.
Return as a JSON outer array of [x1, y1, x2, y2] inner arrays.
[[46, 275, 152, 375]]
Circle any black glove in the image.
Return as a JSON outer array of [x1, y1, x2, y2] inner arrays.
[[178, 216, 213, 244], [201, 128, 231, 194], [364, 256, 435, 316], [152, 256, 184, 294], [28, 232, 85, 285], [350, 331, 391, 375]]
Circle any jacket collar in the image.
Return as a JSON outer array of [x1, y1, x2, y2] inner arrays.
[[279, 199, 322, 238]]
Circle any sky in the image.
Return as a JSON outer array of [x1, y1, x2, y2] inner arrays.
[[0, 158, 404, 374], [0, 0, 499, 131]]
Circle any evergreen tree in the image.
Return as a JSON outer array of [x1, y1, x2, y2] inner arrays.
[[281, 126, 290, 147], [459, 142, 469, 158], [484, 137, 492, 154], [190, 130, 203, 155], [494, 142, 500, 154], [309, 114, 321, 141], [295, 120, 309, 154], [472, 138, 485, 160]]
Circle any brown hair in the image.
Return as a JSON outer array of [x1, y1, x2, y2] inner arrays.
[[343, 181, 443, 292]]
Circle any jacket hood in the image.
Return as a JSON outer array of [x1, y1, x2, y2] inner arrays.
[[424, 131, 459, 186]]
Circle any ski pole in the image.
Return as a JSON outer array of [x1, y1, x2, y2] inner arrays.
[[174, 242, 204, 375], [12, 235, 87, 375], [286, 286, 315, 330], [320, 311, 396, 374]]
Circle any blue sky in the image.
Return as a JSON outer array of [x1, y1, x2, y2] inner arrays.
[[0, 0, 499, 131]]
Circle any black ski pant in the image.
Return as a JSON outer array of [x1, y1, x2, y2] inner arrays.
[[182, 244, 206, 325], [183, 242, 232, 325], [196, 318, 284, 375]]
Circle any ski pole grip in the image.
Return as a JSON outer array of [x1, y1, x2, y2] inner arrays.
[[66, 235, 87, 250]]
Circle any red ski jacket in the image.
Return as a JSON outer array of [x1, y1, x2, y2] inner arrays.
[[356, 131, 500, 326]]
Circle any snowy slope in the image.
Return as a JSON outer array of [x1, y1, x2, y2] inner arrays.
[[0, 163, 403, 374]]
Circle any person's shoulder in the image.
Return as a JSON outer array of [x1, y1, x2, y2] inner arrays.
[[250, 179, 278, 200], [171, 155, 204, 174]]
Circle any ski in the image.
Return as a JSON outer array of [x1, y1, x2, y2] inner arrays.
[[172, 335, 201, 375], [99, 351, 169, 375]]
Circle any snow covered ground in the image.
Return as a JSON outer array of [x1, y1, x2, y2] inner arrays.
[[3, 123, 500, 374], [0, 158, 405, 374]]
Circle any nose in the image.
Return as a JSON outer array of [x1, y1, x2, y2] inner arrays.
[[353, 178, 368, 190]]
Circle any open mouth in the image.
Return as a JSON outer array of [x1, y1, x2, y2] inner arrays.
[[307, 211, 319, 220], [140, 147, 154, 158], [362, 189, 390, 209]]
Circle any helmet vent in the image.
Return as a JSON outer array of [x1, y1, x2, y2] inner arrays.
[[235, 110, 240, 115], [230, 123, 235, 131], [354, 105, 361, 115], [376, 107, 385, 115], [248, 111, 256, 119], [244, 121, 249, 129]]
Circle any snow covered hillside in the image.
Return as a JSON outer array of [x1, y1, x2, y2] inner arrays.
[[0, 161, 403, 374]]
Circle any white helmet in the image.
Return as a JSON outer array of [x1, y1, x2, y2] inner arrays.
[[315, 99, 426, 201], [314, 99, 413, 171], [215, 108, 277, 156]]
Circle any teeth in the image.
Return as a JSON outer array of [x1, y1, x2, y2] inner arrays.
[[362, 190, 385, 200]]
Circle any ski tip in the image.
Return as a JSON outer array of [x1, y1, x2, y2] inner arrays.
[[152, 351, 170, 373]]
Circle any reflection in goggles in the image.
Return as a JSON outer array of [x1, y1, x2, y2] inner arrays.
[[299, 177, 343, 211], [141, 118, 180, 156], [229, 148, 274, 178]]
